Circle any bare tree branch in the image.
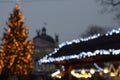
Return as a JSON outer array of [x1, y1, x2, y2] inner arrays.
[[97, 0, 120, 23], [100, 0, 120, 6], [80, 25, 109, 38]]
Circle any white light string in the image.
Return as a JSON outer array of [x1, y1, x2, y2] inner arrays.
[[94, 63, 103, 72], [72, 63, 103, 72], [39, 49, 120, 64], [39, 28, 120, 64]]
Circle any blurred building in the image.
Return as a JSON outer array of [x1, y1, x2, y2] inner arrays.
[[32, 27, 59, 80]]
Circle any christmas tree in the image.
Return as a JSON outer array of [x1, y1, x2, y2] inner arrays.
[[0, 49, 4, 75], [1, 3, 34, 78]]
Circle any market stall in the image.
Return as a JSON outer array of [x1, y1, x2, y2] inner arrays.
[[39, 28, 120, 80]]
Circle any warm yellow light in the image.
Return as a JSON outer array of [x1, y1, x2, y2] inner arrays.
[[84, 73, 89, 78], [71, 70, 82, 78], [110, 72, 116, 77], [15, 4, 20, 10], [71, 70, 74, 75], [55, 75, 62, 79], [71, 70, 93, 78], [7, 29, 11, 33], [75, 73, 82, 78], [90, 68, 95, 74], [104, 67, 109, 74], [51, 70, 62, 79], [27, 54, 31, 59], [81, 69, 86, 74], [51, 70, 60, 77], [99, 72, 104, 76], [24, 71, 27, 75], [88, 73, 92, 78], [0, 66, 2, 70]]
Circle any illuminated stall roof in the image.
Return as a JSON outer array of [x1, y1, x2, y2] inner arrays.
[[39, 28, 120, 65]]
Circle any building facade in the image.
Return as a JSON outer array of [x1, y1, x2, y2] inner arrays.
[[32, 27, 59, 79]]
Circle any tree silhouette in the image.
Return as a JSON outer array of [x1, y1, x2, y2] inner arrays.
[[97, 0, 120, 22], [98, 0, 120, 6], [80, 25, 108, 37]]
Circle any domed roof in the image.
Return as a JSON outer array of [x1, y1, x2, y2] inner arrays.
[[33, 27, 55, 43], [40, 35, 55, 43]]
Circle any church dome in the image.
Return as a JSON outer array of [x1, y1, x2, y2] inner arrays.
[[33, 27, 55, 43], [40, 35, 55, 43]]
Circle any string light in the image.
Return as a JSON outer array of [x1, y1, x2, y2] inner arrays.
[[81, 69, 86, 74], [71, 63, 102, 75], [103, 67, 109, 74], [71, 70, 92, 78], [90, 68, 95, 74], [70, 63, 120, 78], [51, 70, 62, 79], [94, 63, 103, 72], [109, 64, 120, 76], [39, 28, 120, 64], [39, 49, 120, 63]]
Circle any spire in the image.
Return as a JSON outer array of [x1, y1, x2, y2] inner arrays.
[[41, 22, 47, 36], [55, 34, 59, 47], [41, 27, 46, 36], [55, 34, 59, 43], [36, 30, 40, 36]]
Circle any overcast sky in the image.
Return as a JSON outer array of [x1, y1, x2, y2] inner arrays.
[[0, 0, 119, 43]]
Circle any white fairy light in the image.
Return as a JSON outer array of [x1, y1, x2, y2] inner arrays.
[[39, 28, 120, 64], [94, 63, 103, 72], [39, 49, 120, 64]]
